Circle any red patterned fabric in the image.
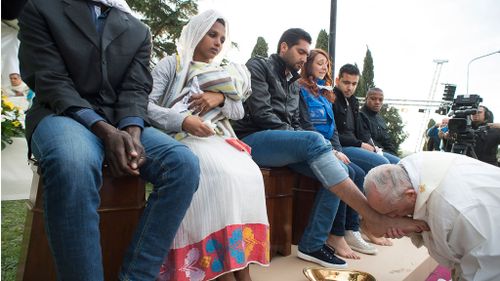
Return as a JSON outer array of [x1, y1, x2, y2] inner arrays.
[[157, 224, 269, 281]]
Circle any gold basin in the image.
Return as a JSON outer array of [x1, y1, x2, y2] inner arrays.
[[303, 267, 376, 281]]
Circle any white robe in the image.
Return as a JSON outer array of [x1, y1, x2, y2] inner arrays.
[[401, 151, 500, 281]]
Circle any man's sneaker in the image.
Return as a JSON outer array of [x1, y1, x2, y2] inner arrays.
[[345, 230, 378, 255], [297, 244, 347, 268]]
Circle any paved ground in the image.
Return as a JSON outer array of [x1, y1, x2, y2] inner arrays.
[[1, 137, 32, 201], [251, 239, 438, 281]]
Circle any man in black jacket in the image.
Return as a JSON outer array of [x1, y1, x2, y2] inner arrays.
[[471, 105, 500, 166], [18, 1, 199, 280], [233, 28, 428, 268], [359, 87, 400, 163], [332, 64, 394, 172]]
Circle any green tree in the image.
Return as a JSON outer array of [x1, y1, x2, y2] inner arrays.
[[315, 29, 329, 52], [379, 104, 408, 155], [362, 46, 375, 88], [354, 63, 367, 97], [355, 46, 374, 97], [128, 0, 198, 60], [251, 36, 269, 58]]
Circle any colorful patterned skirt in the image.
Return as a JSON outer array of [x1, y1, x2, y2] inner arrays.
[[156, 135, 270, 281]]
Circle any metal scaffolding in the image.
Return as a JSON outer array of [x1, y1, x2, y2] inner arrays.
[[414, 59, 448, 152]]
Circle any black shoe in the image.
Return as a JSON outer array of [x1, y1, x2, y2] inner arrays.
[[297, 244, 347, 268]]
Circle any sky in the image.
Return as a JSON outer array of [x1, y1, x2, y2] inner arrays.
[[198, 0, 500, 152]]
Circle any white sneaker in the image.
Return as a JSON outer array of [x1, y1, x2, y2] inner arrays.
[[344, 230, 378, 255]]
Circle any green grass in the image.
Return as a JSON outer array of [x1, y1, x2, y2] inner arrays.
[[1, 200, 28, 281]]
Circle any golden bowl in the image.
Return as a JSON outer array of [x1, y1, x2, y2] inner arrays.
[[303, 267, 376, 281]]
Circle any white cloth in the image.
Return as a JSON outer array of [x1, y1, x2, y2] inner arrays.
[[401, 151, 500, 281], [148, 10, 242, 134], [171, 136, 268, 248], [148, 55, 245, 134], [167, 10, 231, 107], [1, 137, 33, 201], [1, 21, 20, 88]]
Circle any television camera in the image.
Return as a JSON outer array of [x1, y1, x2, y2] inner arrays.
[[446, 94, 488, 157]]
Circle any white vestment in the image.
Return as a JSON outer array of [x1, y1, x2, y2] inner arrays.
[[401, 151, 500, 281]]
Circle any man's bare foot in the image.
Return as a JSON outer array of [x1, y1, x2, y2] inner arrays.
[[362, 231, 393, 246], [360, 217, 393, 246], [327, 235, 360, 259]]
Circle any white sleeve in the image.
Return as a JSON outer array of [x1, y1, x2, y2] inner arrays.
[[148, 56, 188, 133], [220, 98, 244, 120]]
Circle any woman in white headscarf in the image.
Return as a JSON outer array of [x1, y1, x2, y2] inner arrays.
[[148, 10, 269, 281]]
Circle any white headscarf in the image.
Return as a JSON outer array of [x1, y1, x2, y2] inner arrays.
[[92, 0, 132, 14], [171, 9, 230, 100]]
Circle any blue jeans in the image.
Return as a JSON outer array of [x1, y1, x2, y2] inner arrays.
[[383, 151, 400, 164], [330, 162, 365, 236], [31, 115, 200, 281], [342, 146, 390, 173], [242, 130, 349, 253]]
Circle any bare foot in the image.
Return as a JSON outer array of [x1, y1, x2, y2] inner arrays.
[[327, 235, 361, 259], [362, 231, 393, 246], [360, 217, 393, 246]]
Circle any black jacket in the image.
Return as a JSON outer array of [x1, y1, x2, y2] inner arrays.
[[332, 87, 371, 147], [233, 54, 302, 138], [359, 105, 398, 155], [18, 0, 153, 142], [472, 125, 500, 166]]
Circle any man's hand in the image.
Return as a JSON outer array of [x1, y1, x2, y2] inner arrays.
[[488, 123, 500, 129], [188, 91, 225, 116], [182, 115, 215, 137], [361, 142, 375, 152], [123, 126, 146, 171], [91, 121, 142, 177], [334, 150, 351, 164]]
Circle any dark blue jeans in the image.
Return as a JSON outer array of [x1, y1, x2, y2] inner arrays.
[[31, 115, 200, 281], [342, 146, 390, 173], [383, 151, 400, 164], [242, 130, 349, 253], [330, 162, 365, 236]]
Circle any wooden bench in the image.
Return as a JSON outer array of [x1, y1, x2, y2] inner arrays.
[[292, 175, 323, 245], [17, 165, 302, 280], [261, 167, 298, 258], [261, 168, 324, 256], [17, 164, 146, 281]]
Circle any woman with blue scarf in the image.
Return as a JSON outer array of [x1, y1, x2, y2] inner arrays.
[[298, 49, 377, 259]]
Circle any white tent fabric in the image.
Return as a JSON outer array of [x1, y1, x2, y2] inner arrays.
[[1, 20, 32, 201], [1, 20, 20, 89], [1, 137, 33, 201]]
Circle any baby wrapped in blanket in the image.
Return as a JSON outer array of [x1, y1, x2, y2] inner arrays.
[[171, 60, 252, 152]]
